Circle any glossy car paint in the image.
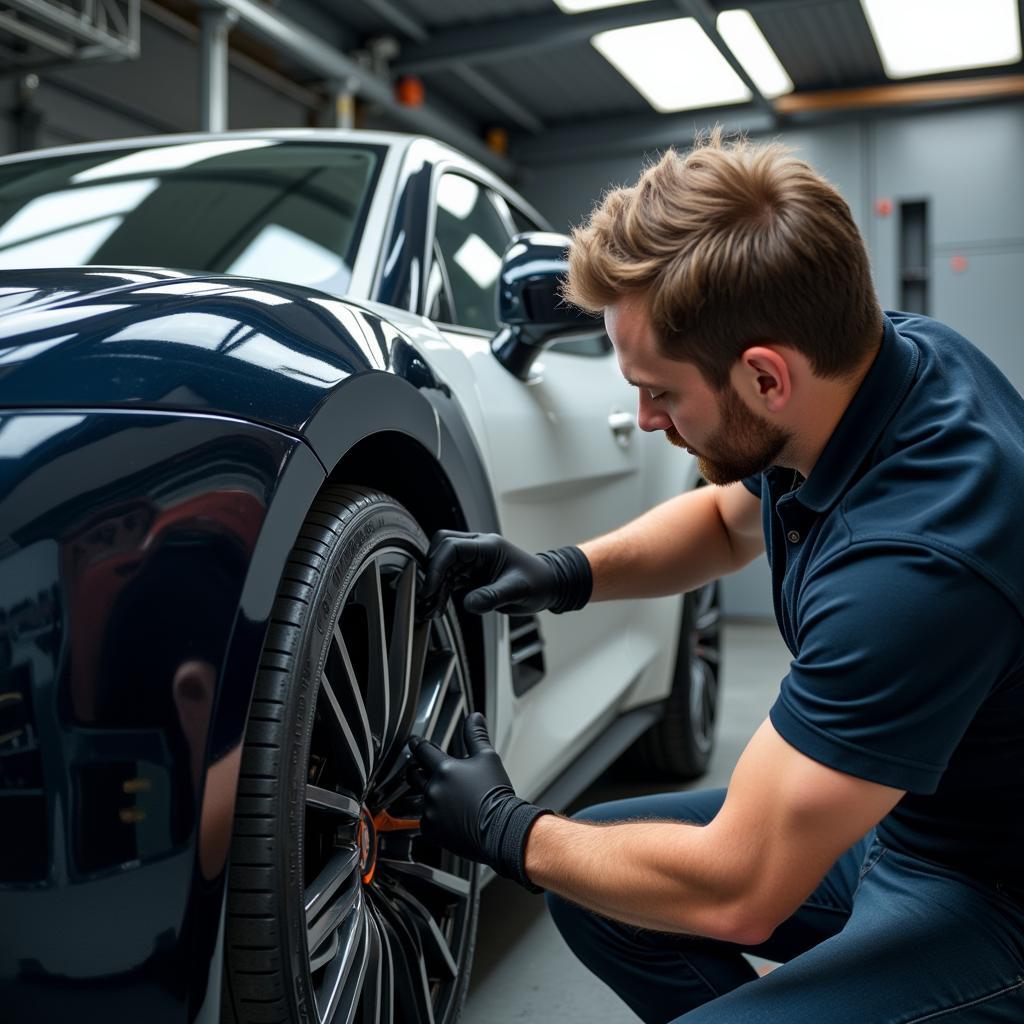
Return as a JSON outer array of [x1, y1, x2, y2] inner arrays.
[[0, 410, 321, 1021]]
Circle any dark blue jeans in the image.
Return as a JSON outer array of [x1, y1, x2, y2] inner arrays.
[[545, 788, 1024, 1023]]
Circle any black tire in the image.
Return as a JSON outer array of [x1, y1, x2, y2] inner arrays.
[[630, 577, 723, 780], [222, 485, 479, 1024]]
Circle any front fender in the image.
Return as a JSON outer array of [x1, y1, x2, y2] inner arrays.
[[0, 408, 323, 1023]]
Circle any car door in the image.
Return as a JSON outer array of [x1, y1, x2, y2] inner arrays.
[[428, 171, 666, 793]]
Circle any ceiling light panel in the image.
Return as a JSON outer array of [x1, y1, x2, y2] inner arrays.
[[716, 9, 793, 98], [554, 0, 652, 12], [860, 0, 1022, 79], [592, 18, 752, 112]]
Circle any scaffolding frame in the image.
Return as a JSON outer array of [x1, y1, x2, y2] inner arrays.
[[0, 0, 140, 70]]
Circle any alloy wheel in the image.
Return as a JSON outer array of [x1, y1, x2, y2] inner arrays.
[[687, 579, 722, 758], [303, 546, 475, 1024]]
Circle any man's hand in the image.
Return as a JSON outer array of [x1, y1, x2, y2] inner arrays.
[[406, 713, 551, 892], [417, 531, 592, 619]]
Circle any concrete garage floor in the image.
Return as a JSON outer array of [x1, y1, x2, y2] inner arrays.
[[462, 620, 792, 1024]]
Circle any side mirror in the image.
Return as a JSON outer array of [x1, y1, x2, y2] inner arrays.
[[492, 232, 602, 380]]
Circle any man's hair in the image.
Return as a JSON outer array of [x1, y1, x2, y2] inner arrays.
[[564, 128, 883, 390]]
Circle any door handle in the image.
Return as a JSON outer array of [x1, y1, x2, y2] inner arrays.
[[608, 410, 636, 448]]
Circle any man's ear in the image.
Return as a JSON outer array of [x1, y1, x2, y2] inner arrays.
[[734, 346, 792, 413]]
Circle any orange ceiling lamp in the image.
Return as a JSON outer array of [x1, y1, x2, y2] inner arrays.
[[396, 75, 425, 107]]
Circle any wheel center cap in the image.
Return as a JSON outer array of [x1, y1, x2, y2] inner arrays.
[[357, 808, 377, 883]]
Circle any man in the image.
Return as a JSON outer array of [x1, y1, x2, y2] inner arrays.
[[407, 130, 1024, 1022]]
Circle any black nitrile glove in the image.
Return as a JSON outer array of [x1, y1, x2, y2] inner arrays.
[[406, 713, 550, 892], [417, 530, 592, 620]]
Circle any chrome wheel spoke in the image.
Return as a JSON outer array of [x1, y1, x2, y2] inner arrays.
[[320, 671, 368, 790], [332, 624, 375, 773], [308, 880, 361, 967], [695, 581, 717, 619], [306, 846, 360, 950], [354, 560, 391, 750], [389, 886, 459, 980], [430, 685, 467, 754], [302, 541, 475, 1024], [412, 649, 456, 742], [380, 562, 428, 762], [366, 903, 396, 1024], [315, 891, 367, 1024], [359, 907, 385, 1024], [307, 785, 361, 820], [378, 858, 471, 900], [695, 644, 721, 667], [310, 928, 340, 976], [375, 894, 436, 1024]]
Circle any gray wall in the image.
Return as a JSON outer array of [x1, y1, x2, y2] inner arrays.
[[518, 101, 1024, 620]]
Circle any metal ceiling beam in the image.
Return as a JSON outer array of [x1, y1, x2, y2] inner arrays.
[[359, 0, 543, 133], [451, 65, 544, 133], [201, 0, 513, 176], [394, 0, 681, 75], [511, 107, 777, 165], [394, 0, 832, 75], [513, 73, 1024, 165], [675, 0, 775, 120], [775, 74, 1024, 114]]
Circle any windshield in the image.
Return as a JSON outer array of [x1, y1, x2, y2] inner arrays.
[[0, 139, 383, 295]]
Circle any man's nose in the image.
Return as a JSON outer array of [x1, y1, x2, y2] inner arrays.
[[637, 392, 672, 432]]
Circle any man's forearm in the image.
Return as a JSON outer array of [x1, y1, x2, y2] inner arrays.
[[579, 486, 745, 602], [523, 813, 758, 943]]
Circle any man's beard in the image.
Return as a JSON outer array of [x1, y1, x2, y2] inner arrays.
[[665, 386, 790, 486]]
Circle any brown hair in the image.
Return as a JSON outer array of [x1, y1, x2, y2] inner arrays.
[[564, 128, 883, 390]]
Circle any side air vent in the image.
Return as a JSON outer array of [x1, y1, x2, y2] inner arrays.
[[508, 614, 545, 697]]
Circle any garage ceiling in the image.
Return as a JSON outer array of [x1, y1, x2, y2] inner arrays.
[[4, 0, 1021, 166], [304, 0, 1024, 160]]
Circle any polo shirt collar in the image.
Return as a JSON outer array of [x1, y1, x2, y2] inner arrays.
[[795, 314, 920, 514]]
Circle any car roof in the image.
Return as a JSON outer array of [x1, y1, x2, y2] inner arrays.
[[0, 128, 418, 169]]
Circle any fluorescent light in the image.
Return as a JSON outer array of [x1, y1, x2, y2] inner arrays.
[[717, 9, 793, 98], [554, 0, 651, 11], [593, 18, 751, 112], [861, 0, 1021, 79]]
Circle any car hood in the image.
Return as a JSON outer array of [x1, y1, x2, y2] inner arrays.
[[0, 267, 406, 434]]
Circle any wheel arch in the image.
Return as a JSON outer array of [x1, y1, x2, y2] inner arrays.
[[319, 423, 498, 727], [201, 373, 501, 1016]]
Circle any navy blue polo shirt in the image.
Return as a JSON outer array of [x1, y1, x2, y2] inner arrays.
[[742, 311, 1024, 885]]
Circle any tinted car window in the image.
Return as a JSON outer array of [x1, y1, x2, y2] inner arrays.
[[433, 174, 511, 331], [0, 140, 382, 295]]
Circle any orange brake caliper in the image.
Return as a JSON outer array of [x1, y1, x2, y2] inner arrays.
[[361, 811, 421, 885]]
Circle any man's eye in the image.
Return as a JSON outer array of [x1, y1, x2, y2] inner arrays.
[[647, 389, 667, 401]]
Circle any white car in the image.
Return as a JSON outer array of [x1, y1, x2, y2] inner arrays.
[[0, 130, 721, 1024]]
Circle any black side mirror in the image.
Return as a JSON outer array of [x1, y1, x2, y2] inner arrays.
[[492, 232, 602, 380]]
